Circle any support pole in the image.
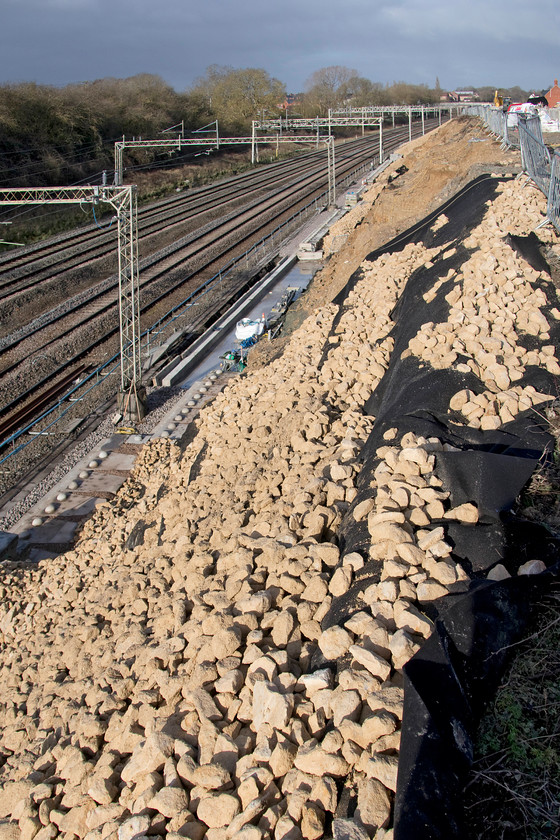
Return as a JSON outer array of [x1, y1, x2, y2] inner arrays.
[[409, 107, 412, 142], [327, 138, 336, 207], [115, 186, 145, 422], [115, 142, 124, 186], [115, 190, 139, 390], [0, 185, 146, 423]]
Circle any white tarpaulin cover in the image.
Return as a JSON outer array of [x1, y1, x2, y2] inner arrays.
[[507, 102, 560, 132], [235, 317, 266, 341]]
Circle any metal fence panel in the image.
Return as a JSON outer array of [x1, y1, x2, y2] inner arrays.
[[518, 114, 551, 196], [525, 113, 545, 146], [548, 150, 560, 234], [462, 104, 519, 149]]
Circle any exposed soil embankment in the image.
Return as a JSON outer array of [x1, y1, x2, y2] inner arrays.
[[0, 118, 558, 840], [251, 115, 522, 368]]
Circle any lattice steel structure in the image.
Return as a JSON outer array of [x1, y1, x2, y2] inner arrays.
[[254, 103, 459, 149], [252, 119, 383, 164], [328, 104, 457, 119], [114, 130, 252, 186], [0, 185, 145, 421], [114, 132, 336, 186], [252, 114, 383, 132], [115, 134, 337, 204]]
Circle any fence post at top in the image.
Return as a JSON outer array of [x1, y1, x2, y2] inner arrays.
[[546, 150, 560, 234]]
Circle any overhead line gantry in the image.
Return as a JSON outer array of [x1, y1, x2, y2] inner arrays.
[[0, 185, 146, 423], [114, 134, 339, 205]]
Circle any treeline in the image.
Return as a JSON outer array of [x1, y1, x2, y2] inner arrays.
[[189, 65, 449, 127], [0, 67, 533, 190], [0, 75, 202, 188]]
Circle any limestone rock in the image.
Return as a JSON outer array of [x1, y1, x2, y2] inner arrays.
[[355, 778, 391, 832], [416, 579, 448, 602], [273, 814, 302, 840], [269, 737, 297, 778], [393, 602, 432, 637], [349, 645, 391, 681], [0, 825, 20, 840], [293, 740, 350, 777], [330, 689, 362, 727], [518, 559, 547, 575], [230, 827, 262, 840], [192, 764, 231, 791], [118, 815, 151, 840], [352, 499, 375, 522], [328, 567, 352, 597], [443, 503, 478, 523], [486, 564, 511, 581], [299, 668, 333, 695], [362, 754, 399, 792], [389, 629, 420, 670], [0, 782, 35, 819], [121, 732, 175, 784], [332, 818, 370, 840], [252, 681, 294, 732], [300, 802, 324, 840], [197, 794, 241, 829], [147, 785, 190, 817], [318, 626, 353, 660]]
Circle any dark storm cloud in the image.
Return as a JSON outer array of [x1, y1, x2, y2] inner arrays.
[[1, 0, 558, 92]]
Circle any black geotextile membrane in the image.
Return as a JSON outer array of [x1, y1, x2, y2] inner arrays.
[[394, 572, 559, 840], [315, 176, 560, 837]]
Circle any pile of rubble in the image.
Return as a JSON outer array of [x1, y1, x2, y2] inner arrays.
[[0, 132, 558, 840]]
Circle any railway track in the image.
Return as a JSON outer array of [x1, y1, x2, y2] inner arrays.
[[0, 366, 89, 442], [0, 125, 433, 312], [0, 125, 429, 347], [0, 136, 378, 299], [0, 118, 445, 483]]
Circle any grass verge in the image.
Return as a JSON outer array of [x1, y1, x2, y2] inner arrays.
[[463, 406, 560, 839], [464, 592, 560, 839]]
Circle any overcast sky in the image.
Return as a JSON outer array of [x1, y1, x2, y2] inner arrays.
[[1, 0, 558, 95]]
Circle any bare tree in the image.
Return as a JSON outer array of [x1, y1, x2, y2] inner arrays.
[[385, 81, 439, 105], [302, 66, 359, 115], [190, 66, 286, 133], [339, 77, 390, 107]]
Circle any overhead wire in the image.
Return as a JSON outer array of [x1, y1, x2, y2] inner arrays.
[[0, 149, 113, 181]]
